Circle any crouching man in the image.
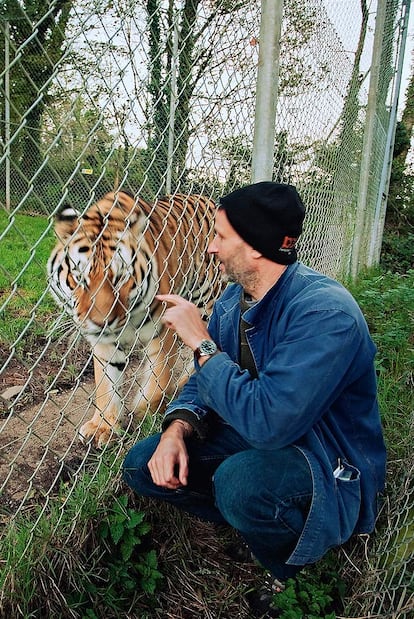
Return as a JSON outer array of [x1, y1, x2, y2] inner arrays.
[[123, 182, 386, 616]]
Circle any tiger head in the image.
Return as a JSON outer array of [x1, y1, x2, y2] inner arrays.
[[47, 191, 158, 340]]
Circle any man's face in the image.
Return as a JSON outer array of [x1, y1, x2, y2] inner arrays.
[[208, 209, 257, 288]]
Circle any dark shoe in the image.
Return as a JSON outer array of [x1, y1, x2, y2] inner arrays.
[[246, 576, 285, 618], [224, 540, 255, 563]]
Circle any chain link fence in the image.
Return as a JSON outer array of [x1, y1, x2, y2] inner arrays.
[[0, 0, 412, 616]]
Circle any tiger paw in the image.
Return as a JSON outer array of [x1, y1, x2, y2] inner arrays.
[[79, 419, 120, 448]]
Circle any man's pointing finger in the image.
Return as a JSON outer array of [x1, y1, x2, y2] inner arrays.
[[156, 294, 187, 306]]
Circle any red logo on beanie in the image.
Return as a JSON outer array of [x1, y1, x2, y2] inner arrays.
[[279, 236, 297, 250]]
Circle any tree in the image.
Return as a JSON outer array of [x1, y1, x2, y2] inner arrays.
[[0, 0, 73, 201], [144, 0, 250, 194], [143, 0, 323, 195], [384, 120, 413, 229], [398, 62, 414, 161]]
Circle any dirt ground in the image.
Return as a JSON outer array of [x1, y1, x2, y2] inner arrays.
[[0, 338, 145, 516], [0, 334, 190, 518], [1, 340, 89, 512]]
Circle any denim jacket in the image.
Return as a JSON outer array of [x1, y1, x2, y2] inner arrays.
[[163, 262, 387, 565]]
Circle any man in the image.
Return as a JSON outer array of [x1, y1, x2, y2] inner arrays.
[[123, 182, 386, 616]]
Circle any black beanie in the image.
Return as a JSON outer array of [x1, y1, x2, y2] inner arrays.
[[219, 181, 305, 265]]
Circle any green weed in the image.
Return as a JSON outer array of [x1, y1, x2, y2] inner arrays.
[[0, 451, 162, 618], [66, 493, 163, 615], [271, 557, 346, 618], [98, 494, 163, 594]]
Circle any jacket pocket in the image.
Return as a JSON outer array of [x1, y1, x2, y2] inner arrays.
[[334, 461, 361, 544]]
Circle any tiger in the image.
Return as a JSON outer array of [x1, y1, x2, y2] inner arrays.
[[47, 190, 223, 447]]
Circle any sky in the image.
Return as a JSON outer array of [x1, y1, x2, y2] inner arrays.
[[324, 0, 412, 115]]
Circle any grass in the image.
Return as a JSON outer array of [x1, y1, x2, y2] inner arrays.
[[0, 209, 57, 350], [347, 269, 414, 460], [0, 451, 139, 618], [0, 208, 413, 617], [344, 269, 414, 617]]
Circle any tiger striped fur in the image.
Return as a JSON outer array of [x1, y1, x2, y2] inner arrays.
[[47, 191, 222, 447]]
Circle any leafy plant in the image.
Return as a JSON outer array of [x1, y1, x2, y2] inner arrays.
[[99, 494, 151, 561], [0, 452, 163, 617], [271, 559, 346, 618], [380, 231, 414, 273], [63, 492, 163, 615], [96, 494, 163, 600]]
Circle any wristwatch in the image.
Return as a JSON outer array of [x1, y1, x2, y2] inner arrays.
[[194, 339, 218, 359]]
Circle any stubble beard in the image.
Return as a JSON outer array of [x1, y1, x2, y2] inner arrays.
[[221, 264, 259, 294]]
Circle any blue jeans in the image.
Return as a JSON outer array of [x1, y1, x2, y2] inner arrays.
[[123, 422, 312, 581]]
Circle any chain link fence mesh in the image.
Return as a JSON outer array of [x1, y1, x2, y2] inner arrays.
[[0, 0, 412, 616]]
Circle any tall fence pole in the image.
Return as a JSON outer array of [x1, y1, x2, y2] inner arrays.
[[166, 9, 180, 195], [4, 20, 11, 212], [251, 0, 283, 183], [367, 0, 411, 266], [351, 0, 387, 278]]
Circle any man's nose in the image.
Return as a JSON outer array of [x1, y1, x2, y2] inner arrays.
[[207, 235, 218, 254]]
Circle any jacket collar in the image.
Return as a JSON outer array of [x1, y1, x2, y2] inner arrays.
[[242, 262, 298, 325]]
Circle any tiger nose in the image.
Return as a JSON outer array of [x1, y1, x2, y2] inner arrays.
[[88, 297, 117, 325], [78, 278, 121, 327]]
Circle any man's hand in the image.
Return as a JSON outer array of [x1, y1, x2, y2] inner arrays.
[[148, 420, 192, 489], [156, 294, 210, 351]]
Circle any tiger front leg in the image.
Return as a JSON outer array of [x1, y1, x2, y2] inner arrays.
[[133, 329, 190, 416], [79, 346, 125, 447]]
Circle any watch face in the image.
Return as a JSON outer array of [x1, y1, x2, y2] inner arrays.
[[199, 339, 217, 355]]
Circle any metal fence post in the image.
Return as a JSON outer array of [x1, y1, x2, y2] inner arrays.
[[367, 0, 411, 266], [166, 8, 180, 195], [351, 0, 387, 277], [251, 0, 283, 183], [4, 20, 11, 212]]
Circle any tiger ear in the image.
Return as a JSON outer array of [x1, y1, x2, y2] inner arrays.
[[53, 204, 80, 240], [116, 191, 149, 231], [114, 191, 140, 220], [128, 208, 148, 232]]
